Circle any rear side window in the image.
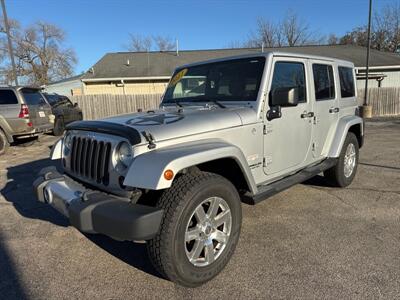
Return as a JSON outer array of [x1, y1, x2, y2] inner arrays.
[[338, 67, 355, 98], [312, 64, 335, 101], [0, 90, 18, 104], [270, 62, 307, 103], [21, 89, 47, 105]]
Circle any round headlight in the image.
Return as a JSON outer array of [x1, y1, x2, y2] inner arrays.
[[64, 132, 72, 149], [117, 142, 133, 167]]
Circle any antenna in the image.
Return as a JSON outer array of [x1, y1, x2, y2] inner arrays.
[[176, 38, 179, 56]]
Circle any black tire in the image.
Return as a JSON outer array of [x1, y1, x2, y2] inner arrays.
[[147, 172, 242, 287], [324, 132, 359, 187], [0, 129, 9, 155], [53, 117, 65, 136]]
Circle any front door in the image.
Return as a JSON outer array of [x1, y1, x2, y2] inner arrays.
[[263, 58, 313, 176], [309, 61, 339, 158]]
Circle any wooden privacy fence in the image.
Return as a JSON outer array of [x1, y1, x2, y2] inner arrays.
[[357, 87, 400, 117], [72, 88, 400, 120], [71, 94, 162, 120]]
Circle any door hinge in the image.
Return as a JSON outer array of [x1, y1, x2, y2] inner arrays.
[[312, 142, 317, 152], [263, 156, 272, 167], [263, 124, 272, 135], [313, 115, 317, 125]]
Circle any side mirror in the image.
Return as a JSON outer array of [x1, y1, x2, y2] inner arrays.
[[270, 87, 300, 107], [73, 103, 78, 108]]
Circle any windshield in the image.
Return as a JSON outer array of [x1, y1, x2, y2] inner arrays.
[[162, 57, 265, 104]]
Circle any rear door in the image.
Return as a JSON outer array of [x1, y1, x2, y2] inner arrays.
[[59, 96, 77, 124], [310, 61, 339, 158], [20, 88, 53, 128]]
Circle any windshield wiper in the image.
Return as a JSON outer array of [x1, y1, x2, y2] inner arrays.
[[207, 99, 226, 108], [184, 96, 226, 108], [164, 97, 226, 108], [174, 99, 183, 108]]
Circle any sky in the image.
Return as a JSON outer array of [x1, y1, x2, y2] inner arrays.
[[7, 0, 396, 74]]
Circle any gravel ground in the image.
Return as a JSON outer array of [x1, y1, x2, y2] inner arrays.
[[0, 119, 399, 299]]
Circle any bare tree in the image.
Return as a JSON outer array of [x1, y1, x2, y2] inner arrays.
[[241, 11, 318, 48], [153, 35, 175, 51], [373, 3, 400, 52], [282, 11, 312, 46], [327, 34, 339, 45], [246, 18, 281, 47], [339, 3, 400, 52], [0, 20, 77, 85], [125, 34, 152, 52], [339, 26, 368, 47], [125, 34, 176, 52]]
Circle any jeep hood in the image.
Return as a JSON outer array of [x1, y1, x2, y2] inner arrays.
[[101, 107, 257, 142]]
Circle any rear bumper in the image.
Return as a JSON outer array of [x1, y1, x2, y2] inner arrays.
[[33, 168, 163, 240], [34, 123, 54, 133]]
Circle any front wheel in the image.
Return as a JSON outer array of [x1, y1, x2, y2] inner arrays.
[[53, 117, 65, 136], [147, 172, 242, 287], [324, 132, 359, 187]]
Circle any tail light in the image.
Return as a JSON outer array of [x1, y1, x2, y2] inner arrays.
[[19, 104, 30, 118]]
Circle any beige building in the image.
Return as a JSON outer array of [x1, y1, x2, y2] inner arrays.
[[46, 45, 400, 97]]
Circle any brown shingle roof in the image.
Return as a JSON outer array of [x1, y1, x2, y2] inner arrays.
[[82, 45, 400, 80]]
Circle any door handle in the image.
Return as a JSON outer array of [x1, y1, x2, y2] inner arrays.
[[301, 111, 314, 118], [329, 107, 340, 113]]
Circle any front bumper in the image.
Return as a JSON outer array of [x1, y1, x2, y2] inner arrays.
[[33, 168, 163, 241]]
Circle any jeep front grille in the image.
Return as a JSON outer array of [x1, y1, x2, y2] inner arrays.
[[70, 136, 112, 185]]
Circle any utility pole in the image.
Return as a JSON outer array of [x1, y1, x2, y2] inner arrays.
[[1, 0, 18, 86], [363, 0, 372, 106]]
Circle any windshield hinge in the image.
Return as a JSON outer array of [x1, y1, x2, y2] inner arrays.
[[141, 131, 156, 149]]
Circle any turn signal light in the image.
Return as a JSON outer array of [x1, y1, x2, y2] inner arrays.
[[164, 169, 174, 180]]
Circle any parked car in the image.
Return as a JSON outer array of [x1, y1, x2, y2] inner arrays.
[[42, 93, 83, 136], [0, 86, 53, 155], [35, 52, 363, 287]]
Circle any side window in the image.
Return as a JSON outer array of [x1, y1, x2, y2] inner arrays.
[[312, 64, 335, 101], [338, 67, 355, 98], [0, 90, 18, 105], [270, 62, 306, 103]]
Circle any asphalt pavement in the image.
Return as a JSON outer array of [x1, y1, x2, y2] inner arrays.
[[0, 118, 399, 299]]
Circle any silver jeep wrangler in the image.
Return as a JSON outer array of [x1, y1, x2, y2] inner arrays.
[[34, 52, 363, 287]]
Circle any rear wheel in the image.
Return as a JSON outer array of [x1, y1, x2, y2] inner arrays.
[[53, 117, 65, 136], [147, 172, 242, 287], [0, 129, 9, 155], [324, 132, 359, 187]]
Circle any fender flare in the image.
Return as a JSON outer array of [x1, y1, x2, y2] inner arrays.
[[0, 116, 14, 143], [123, 140, 258, 194], [328, 116, 364, 158]]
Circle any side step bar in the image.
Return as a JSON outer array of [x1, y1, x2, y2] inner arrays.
[[242, 158, 337, 205]]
